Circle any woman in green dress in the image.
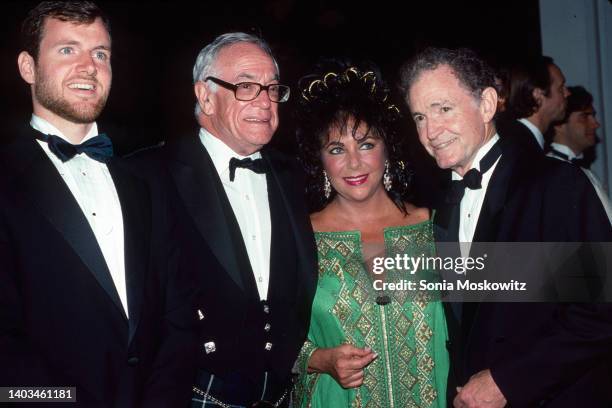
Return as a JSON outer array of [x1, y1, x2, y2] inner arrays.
[[293, 60, 449, 408]]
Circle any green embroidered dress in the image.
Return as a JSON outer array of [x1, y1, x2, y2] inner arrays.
[[295, 220, 448, 408]]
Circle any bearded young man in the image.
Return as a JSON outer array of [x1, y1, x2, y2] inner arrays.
[[0, 2, 196, 406]]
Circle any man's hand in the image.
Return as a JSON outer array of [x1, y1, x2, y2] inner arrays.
[[309, 344, 377, 388], [454, 369, 507, 408]]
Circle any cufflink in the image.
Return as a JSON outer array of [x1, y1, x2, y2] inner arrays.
[[204, 341, 216, 354], [265, 342, 273, 351], [197, 309, 205, 320]]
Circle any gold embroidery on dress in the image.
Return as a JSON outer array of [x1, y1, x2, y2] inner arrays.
[[305, 223, 440, 407]]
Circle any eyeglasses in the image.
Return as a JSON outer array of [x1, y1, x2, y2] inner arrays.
[[205, 76, 290, 103]]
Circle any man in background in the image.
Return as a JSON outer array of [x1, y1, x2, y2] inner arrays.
[[498, 56, 570, 157], [548, 85, 611, 222]]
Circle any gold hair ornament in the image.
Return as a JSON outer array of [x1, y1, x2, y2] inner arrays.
[[301, 66, 400, 116]]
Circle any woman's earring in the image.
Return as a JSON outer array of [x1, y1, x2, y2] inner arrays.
[[383, 160, 392, 191], [323, 170, 332, 199]]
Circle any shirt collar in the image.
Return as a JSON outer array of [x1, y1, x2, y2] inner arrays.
[[198, 127, 262, 176], [30, 114, 99, 143], [452, 133, 500, 181], [518, 118, 544, 149], [550, 142, 583, 160]]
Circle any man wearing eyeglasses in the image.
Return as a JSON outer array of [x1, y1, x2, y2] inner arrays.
[[151, 32, 317, 407]]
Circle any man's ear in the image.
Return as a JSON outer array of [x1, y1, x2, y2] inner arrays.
[[194, 81, 215, 115], [532, 87, 544, 107], [18, 51, 36, 85], [480, 87, 498, 123]]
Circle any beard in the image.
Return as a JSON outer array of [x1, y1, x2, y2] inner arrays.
[[34, 69, 108, 124]]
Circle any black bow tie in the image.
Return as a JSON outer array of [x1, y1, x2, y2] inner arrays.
[[37, 132, 114, 163], [228, 157, 268, 181], [548, 148, 586, 167], [446, 141, 502, 204]]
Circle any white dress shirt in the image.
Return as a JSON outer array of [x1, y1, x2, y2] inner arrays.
[[200, 128, 272, 300], [453, 134, 501, 258], [518, 118, 545, 149], [547, 142, 612, 224], [31, 115, 128, 317]]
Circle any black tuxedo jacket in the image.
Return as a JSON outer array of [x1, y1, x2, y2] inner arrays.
[[434, 136, 612, 407], [0, 126, 197, 407], [497, 117, 544, 158], [151, 134, 317, 388]]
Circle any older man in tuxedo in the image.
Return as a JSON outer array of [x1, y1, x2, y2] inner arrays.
[[400, 47, 612, 408], [151, 32, 317, 407], [0, 2, 196, 406]]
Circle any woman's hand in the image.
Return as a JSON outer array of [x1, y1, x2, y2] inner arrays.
[[308, 344, 377, 388]]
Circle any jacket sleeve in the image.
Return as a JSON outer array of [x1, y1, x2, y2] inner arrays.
[[491, 165, 612, 406], [136, 161, 199, 407]]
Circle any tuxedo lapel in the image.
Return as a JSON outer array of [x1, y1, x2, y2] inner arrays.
[[8, 134, 126, 319], [432, 167, 460, 244], [473, 140, 517, 242], [167, 137, 247, 292], [264, 165, 296, 305], [433, 202, 460, 243], [108, 162, 150, 343], [464, 141, 521, 355]]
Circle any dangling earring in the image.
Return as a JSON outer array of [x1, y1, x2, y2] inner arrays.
[[323, 170, 332, 199], [383, 160, 392, 191]]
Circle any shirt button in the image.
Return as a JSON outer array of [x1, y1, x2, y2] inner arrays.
[[265, 342, 273, 351], [252, 235, 256, 241], [264, 323, 271, 332], [245, 194, 250, 201]]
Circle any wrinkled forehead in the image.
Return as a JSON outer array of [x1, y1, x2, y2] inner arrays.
[[214, 42, 278, 79], [408, 66, 474, 107]]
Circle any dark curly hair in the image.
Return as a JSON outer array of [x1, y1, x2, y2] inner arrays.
[[546, 85, 595, 144], [295, 58, 413, 213], [562, 86, 594, 121]]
